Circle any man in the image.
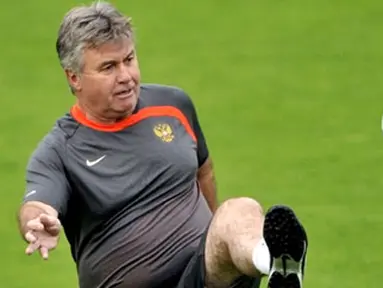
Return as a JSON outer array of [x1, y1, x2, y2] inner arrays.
[[17, 2, 308, 288]]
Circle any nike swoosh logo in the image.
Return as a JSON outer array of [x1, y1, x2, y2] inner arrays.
[[25, 190, 36, 198], [86, 155, 106, 167]]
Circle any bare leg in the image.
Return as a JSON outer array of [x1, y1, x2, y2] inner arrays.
[[204, 197, 266, 287], [204, 198, 308, 288]]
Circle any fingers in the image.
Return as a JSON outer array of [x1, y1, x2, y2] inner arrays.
[[24, 219, 45, 256], [25, 241, 50, 260], [25, 241, 40, 255], [25, 214, 61, 237], [45, 224, 61, 235], [39, 246, 49, 260], [23, 214, 60, 260], [40, 214, 60, 226], [25, 230, 37, 243], [26, 218, 44, 231], [25, 229, 39, 256], [40, 214, 61, 235]]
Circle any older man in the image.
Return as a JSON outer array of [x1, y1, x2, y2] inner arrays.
[[17, 2, 308, 288]]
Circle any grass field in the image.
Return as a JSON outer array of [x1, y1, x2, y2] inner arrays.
[[1, 0, 383, 287]]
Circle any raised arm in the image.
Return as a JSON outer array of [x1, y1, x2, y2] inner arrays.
[[17, 137, 71, 259]]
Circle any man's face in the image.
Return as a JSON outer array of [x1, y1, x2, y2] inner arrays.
[[67, 36, 141, 120]]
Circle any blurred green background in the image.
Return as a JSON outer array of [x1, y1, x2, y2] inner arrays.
[[1, 0, 382, 287]]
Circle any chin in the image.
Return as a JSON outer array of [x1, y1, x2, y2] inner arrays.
[[114, 99, 137, 116]]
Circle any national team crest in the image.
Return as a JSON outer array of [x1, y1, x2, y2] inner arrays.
[[153, 123, 174, 142]]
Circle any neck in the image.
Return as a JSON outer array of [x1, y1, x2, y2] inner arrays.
[[75, 101, 129, 124]]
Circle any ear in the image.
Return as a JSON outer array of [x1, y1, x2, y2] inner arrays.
[[65, 69, 82, 92]]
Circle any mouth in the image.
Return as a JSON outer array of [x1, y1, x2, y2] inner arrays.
[[114, 87, 134, 99]]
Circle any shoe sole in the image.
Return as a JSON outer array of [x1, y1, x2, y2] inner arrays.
[[263, 205, 307, 288]]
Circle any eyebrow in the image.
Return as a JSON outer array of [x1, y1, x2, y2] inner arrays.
[[98, 50, 135, 69], [124, 49, 135, 60]]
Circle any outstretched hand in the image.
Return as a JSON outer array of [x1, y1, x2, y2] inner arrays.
[[24, 213, 61, 260]]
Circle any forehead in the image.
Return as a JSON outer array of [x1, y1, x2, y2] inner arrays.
[[83, 37, 135, 62]]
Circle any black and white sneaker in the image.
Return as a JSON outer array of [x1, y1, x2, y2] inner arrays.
[[263, 205, 308, 288]]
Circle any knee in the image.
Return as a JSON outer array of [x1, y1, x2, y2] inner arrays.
[[217, 197, 263, 216]]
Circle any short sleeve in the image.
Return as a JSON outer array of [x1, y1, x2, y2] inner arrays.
[[23, 138, 71, 219], [174, 89, 209, 167]]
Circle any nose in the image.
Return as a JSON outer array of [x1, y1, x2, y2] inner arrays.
[[117, 64, 132, 83]]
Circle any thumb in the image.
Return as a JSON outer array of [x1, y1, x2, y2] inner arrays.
[[39, 214, 59, 225], [39, 214, 61, 233]]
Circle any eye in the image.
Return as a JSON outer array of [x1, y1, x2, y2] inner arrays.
[[100, 64, 115, 73], [125, 57, 134, 64]]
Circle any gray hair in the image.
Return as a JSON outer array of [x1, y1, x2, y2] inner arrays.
[[56, 1, 134, 74]]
